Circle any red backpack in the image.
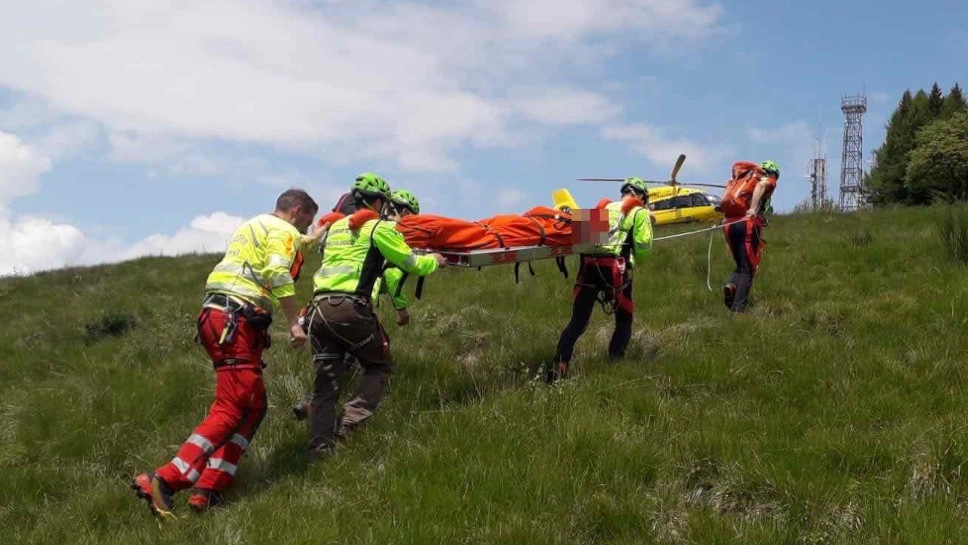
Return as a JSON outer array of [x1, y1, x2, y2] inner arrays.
[[720, 161, 765, 218]]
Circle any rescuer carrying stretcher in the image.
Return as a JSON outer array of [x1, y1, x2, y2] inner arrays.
[[291, 188, 425, 421], [130, 189, 322, 519], [303, 174, 446, 459], [549, 177, 654, 382]]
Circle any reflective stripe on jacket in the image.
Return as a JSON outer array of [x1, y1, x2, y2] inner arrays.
[[204, 214, 301, 311], [313, 216, 438, 297]]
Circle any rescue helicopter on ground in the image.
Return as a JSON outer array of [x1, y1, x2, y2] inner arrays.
[[557, 154, 727, 227]]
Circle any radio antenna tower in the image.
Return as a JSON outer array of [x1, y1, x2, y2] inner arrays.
[[806, 116, 827, 210], [838, 93, 867, 211]]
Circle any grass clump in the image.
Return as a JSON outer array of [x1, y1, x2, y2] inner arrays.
[[84, 311, 137, 344], [935, 203, 968, 263]]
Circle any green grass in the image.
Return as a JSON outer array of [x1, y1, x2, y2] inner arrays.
[[935, 203, 968, 264], [3, 206, 968, 543]]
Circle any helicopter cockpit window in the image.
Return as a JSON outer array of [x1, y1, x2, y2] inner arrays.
[[691, 194, 709, 207], [670, 195, 694, 209], [651, 199, 674, 211]]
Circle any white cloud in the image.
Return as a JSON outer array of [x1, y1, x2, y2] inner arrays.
[[0, 209, 250, 277], [0, 0, 723, 172], [488, 0, 723, 41], [0, 98, 64, 131], [601, 123, 729, 175], [0, 100, 104, 161], [513, 88, 621, 125], [0, 130, 52, 203], [0, 127, 279, 276], [120, 212, 246, 260], [34, 121, 102, 161], [0, 215, 85, 276], [0, 0, 729, 274], [0, 129, 87, 276]]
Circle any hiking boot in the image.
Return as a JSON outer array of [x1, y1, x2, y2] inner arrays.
[[292, 399, 310, 421], [308, 444, 335, 463], [341, 402, 373, 432], [723, 283, 737, 310], [188, 489, 221, 513], [131, 472, 176, 520], [544, 361, 569, 384]]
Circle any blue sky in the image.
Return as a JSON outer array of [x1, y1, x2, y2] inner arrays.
[[0, 0, 965, 274]]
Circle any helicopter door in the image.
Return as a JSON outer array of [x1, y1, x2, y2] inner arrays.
[[670, 190, 688, 223], [649, 197, 676, 225]]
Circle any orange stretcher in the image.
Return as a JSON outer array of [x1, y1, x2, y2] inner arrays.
[[398, 205, 614, 268], [314, 191, 632, 268]]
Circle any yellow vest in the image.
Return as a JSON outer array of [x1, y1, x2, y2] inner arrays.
[[204, 214, 301, 311], [313, 217, 438, 297], [594, 201, 653, 266]]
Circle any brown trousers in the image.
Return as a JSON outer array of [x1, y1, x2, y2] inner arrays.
[[307, 294, 393, 456]]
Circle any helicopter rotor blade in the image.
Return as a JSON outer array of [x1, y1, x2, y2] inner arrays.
[[576, 178, 625, 182], [670, 154, 686, 184], [679, 182, 727, 189]]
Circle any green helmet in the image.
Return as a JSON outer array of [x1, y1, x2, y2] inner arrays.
[[351, 172, 391, 200], [390, 189, 420, 215], [621, 177, 648, 197], [760, 160, 780, 179]]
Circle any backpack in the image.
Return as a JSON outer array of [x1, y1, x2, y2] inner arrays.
[[720, 161, 764, 218], [332, 192, 357, 215]]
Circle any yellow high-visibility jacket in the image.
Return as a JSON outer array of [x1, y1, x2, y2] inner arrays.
[[204, 214, 302, 311]]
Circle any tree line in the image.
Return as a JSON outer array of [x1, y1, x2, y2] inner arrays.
[[865, 82, 968, 206]]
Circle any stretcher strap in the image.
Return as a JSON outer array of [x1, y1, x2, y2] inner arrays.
[[523, 215, 547, 246], [476, 223, 507, 249], [415, 277, 425, 300], [513, 261, 536, 284], [555, 256, 569, 279]]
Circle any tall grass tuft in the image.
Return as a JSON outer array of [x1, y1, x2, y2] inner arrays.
[[84, 311, 137, 343], [935, 204, 968, 263]]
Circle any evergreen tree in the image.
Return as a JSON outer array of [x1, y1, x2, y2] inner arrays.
[[928, 82, 945, 118], [941, 83, 967, 119], [868, 85, 968, 206], [903, 90, 936, 204], [867, 91, 914, 204]]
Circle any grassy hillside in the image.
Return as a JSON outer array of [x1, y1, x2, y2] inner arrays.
[[3, 206, 968, 544]]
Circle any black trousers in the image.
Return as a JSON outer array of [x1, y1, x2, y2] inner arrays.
[[554, 257, 634, 364], [724, 217, 764, 312], [307, 295, 393, 456]]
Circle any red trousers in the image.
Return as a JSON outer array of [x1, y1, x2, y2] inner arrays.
[[724, 216, 765, 274], [155, 307, 268, 493]]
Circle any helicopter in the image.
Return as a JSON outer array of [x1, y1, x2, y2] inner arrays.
[[573, 154, 727, 227]]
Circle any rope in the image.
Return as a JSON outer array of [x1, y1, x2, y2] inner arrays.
[[644, 217, 748, 292], [706, 229, 715, 292], [651, 217, 746, 242]]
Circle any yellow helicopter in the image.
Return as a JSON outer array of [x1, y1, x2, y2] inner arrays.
[[553, 154, 725, 227]]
